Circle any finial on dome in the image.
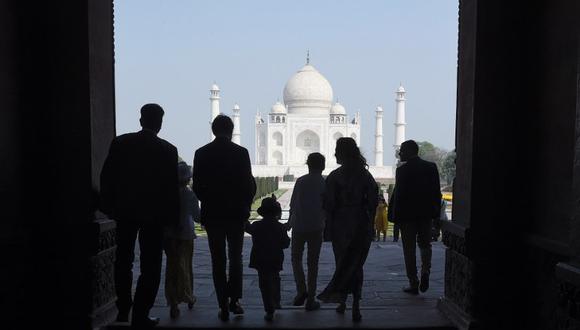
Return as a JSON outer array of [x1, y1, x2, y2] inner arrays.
[[306, 50, 310, 65]]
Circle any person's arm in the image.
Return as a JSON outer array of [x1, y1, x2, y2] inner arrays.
[[244, 221, 254, 235], [366, 175, 379, 224], [287, 181, 299, 230], [387, 186, 396, 223], [281, 227, 290, 249], [168, 146, 180, 227], [99, 138, 118, 218], [242, 149, 257, 207], [191, 190, 201, 222], [431, 163, 442, 219], [191, 150, 206, 202], [322, 175, 336, 241]]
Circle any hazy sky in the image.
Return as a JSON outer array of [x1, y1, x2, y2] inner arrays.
[[114, 0, 458, 165]]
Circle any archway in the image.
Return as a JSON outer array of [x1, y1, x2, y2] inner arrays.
[[272, 150, 283, 165], [273, 131, 283, 146], [295, 129, 320, 164]]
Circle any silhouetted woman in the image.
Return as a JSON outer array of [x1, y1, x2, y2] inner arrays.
[[317, 137, 378, 322]]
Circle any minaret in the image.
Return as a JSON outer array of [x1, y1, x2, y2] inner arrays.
[[209, 83, 220, 140], [394, 84, 407, 162], [375, 106, 384, 166], [232, 103, 241, 145]]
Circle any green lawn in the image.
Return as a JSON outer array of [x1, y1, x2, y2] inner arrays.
[[193, 189, 289, 236], [250, 189, 288, 220]]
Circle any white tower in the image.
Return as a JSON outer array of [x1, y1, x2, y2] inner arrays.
[[232, 103, 241, 145], [209, 83, 220, 140], [394, 84, 407, 161], [375, 106, 384, 166]]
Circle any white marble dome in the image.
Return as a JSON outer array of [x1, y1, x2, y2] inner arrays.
[[283, 64, 333, 115], [330, 102, 346, 114], [271, 101, 286, 114]]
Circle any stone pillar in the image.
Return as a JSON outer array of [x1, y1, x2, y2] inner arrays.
[[439, 1, 580, 329], [0, 1, 117, 328]]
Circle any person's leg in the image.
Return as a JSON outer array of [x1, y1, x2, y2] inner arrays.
[[291, 232, 307, 304], [258, 270, 275, 316], [178, 239, 194, 305], [164, 239, 179, 310], [306, 231, 323, 304], [114, 221, 139, 321], [352, 266, 363, 322], [393, 223, 400, 242], [188, 239, 196, 308], [205, 225, 228, 310], [331, 237, 348, 312], [226, 223, 244, 308], [400, 221, 419, 290], [132, 223, 164, 323], [417, 219, 433, 292], [274, 272, 281, 308]]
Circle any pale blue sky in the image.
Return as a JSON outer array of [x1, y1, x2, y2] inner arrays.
[[114, 0, 458, 165]]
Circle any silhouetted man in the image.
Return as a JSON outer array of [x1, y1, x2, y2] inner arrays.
[[391, 140, 441, 295], [192, 115, 256, 321], [100, 104, 179, 328]]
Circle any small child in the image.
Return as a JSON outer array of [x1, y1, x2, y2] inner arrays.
[[245, 195, 290, 322], [164, 161, 199, 319]]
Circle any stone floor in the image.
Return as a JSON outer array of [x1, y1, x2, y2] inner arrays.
[[108, 189, 453, 329]]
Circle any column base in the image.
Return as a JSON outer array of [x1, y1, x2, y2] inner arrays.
[[438, 297, 479, 330]]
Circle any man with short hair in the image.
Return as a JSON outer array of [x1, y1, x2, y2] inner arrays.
[[100, 103, 179, 328], [288, 152, 326, 311], [192, 115, 256, 321], [390, 140, 441, 295]]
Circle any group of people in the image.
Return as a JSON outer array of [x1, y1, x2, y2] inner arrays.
[[99, 103, 444, 328]]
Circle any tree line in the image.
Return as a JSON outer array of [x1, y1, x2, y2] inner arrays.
[[417, 141, 456, 185]]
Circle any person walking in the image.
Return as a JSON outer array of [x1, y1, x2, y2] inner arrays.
[[317, 137, 378, 322], [245, 195, 290, 322], [192, 115, 256, 321], [390, 140, 441, 295], [100, 104, 179, 328], [287, 152, 326, 311], [164, 161, 199, 319], [374, 196, 388, 242]]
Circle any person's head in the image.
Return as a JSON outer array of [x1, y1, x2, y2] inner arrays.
[[211, 115, 234, 139], [257, 194, 282, 220], [306, 152, 325, 174], [139, 103, 164, 133], [399, 140, 419, 162], [335, 137, 367, 169], [177, 161, 192, 187]]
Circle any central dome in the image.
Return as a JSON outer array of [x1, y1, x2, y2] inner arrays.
[[283, 64, 333, 115]]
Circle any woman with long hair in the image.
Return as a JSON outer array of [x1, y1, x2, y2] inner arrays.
[[317, 137, 378, 322]]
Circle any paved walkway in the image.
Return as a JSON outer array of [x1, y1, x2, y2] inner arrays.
[[110, 189, 453, 328]]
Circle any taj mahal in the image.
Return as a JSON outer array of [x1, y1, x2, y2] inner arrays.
[[208, 55, 407, 180]]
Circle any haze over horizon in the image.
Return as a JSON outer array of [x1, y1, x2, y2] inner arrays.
[[114, 0, 458, 166]]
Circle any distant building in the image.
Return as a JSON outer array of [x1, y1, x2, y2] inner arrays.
[[209, 55, 406, 180]]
